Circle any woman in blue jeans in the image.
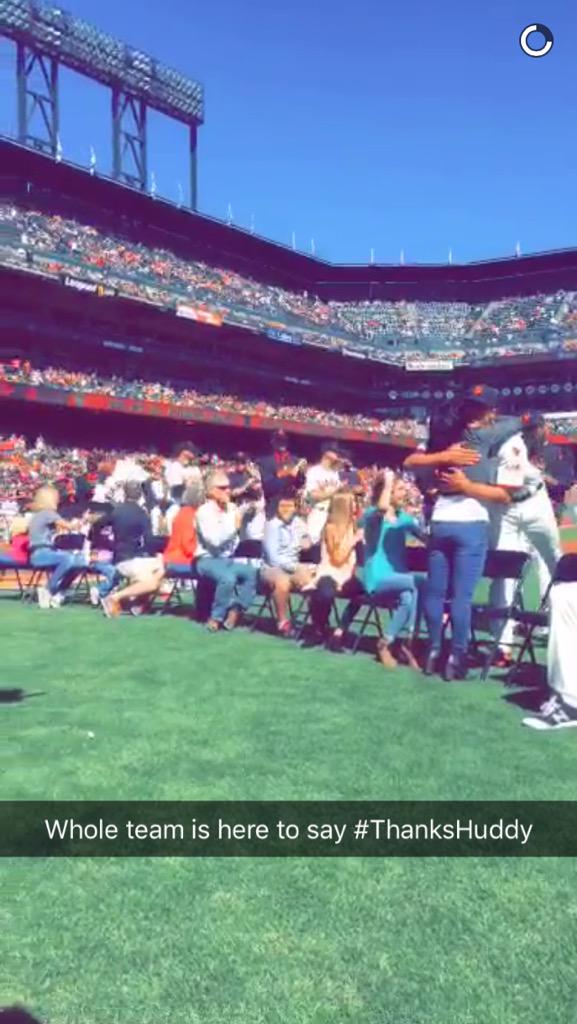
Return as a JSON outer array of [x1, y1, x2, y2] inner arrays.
[[405, 394, 514, 680], [359, 470, 426, 670], [28, 485, 87, 609]]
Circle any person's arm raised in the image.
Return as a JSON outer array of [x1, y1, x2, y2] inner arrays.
[[375, 469, 395, 513]]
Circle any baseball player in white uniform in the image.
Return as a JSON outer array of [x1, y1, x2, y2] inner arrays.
[[522, 574, 577, 729], [304, 446, 342, 545], [489, 418, 561, 658]]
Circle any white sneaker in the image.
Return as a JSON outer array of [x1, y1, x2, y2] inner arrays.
[[37, 586, 51, 610], [522, 695, 577, 731], [89, 585, 101, 607], [50, 592, 65, 609]]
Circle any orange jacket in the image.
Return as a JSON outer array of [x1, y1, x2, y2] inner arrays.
[[163, 507, 197, 566]]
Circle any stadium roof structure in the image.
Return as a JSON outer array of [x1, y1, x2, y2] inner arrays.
[[0, 0, 204, 202]]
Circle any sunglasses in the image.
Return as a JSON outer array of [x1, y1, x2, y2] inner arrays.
[[216, 483, 231, 490]]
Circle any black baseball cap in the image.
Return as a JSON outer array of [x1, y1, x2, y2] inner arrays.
[[521, 412, 546, 428], [464, 384, 501, 408], [271, 430, 288, 449]]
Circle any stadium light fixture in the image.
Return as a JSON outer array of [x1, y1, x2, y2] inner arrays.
[[0, 0, 204, 124]]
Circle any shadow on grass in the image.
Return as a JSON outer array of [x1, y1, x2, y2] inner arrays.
[[0, 689, 44, 705], [0, 1008, 44, 1024], [499, 662, 548, 712]]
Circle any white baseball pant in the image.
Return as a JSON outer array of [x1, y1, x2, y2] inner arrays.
[[490, 488, 561, 651]]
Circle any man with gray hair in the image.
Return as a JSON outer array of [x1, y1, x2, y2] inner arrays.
[[195, 470, 257, 631]]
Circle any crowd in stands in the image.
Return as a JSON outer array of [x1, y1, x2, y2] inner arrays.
[[0, 359, 428, 441], [2, 204, 577, 364], [544, 413, 577, 437], [0, 432, 421, 524]]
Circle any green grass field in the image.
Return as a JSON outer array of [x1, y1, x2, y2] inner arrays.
[[2, 589, 577, 1024]]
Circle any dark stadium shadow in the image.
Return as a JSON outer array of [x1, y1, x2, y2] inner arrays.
[[500, 663, 548, 711], [0, 689, 44, 705], [503, 686, 550, 713], [0, 1008, 45, 1024], [153, 604, 195, 621]]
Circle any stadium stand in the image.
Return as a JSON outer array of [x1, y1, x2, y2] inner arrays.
[[2, 203, 577, 366], [0, 360, 428, 441]]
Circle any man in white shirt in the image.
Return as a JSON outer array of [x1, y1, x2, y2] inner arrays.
[[305, 446, 342, 544], [164, 444, 202, 491], [489, 417, 561, 661], [195, 471, 258, 631]]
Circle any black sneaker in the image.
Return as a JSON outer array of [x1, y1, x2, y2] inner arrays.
[[523, 695, 577, 731], [423, 648, 441, 677], [300, 630, 325, 650], [444, 653, 468, 682]]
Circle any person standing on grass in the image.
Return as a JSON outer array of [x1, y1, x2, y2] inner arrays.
[[98, 481, 165, 618], [195, 471, 258, 632], [357, 470, 425, 670], [488, 415, 561, 668], [405, 389, 528, 680], [522, 558, 577, 730], [261, 494, 315, 637]]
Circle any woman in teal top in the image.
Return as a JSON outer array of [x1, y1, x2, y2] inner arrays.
[[358, 470, 426, 668]]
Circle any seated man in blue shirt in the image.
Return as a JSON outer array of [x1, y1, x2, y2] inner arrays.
[[261, 495, 316, 637]]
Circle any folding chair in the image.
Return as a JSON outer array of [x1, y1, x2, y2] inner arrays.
[[289, 544, 322, 639], [53, 533, 92, 604], [159, 563, 198, 615], [473, 549, 532, 681], [22, 565, 49, 602], [512, 553, 577, 678], [342, 543, 390, 655], [0, 557, 27, 598], [249, 574, 279, 633]]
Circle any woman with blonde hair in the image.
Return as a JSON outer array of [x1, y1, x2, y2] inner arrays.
[[307, 490, 363, 645], [28, 484, 87, 608]]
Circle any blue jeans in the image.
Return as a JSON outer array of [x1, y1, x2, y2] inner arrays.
[[424, 521, 489, 655], [30, 548, 87, 596], [91, 561, 119, 598], [165, 563, 196, 578], [196, 557, 257, 623], [369, 573, 421, 642]]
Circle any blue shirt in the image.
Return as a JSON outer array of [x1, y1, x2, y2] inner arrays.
[[263, 515, 308, 572], [360, 507, 421, 592]]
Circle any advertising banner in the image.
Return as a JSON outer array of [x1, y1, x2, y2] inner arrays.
[[176, 304, 224, 327], [266, 328, 302, 346], [405, 358, 454, 371], [62, 275, 100, 294]]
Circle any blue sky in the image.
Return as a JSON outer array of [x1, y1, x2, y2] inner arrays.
[[1, 0, 576, 263]]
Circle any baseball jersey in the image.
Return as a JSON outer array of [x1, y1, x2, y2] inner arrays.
[[305, 464, 341, 511], [495, 433, 543, 496]]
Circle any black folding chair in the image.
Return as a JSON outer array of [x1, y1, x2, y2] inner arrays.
[[290, 543, 322, 639], [159, 562, 198, 614], [0, 558, 27, 598], [347, 542, 428, 655], [511, 553, 577, 677], [54, 533, 92, 603], [473, 549, 532, 680], [22, 565, 49, 602]]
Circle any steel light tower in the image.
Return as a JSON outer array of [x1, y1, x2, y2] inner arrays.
[[0, 0, 205, 206]]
